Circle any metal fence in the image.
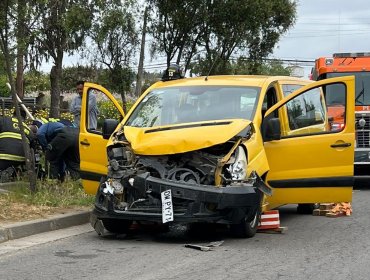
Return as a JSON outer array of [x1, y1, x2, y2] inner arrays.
[[0, 97, 37, 116]]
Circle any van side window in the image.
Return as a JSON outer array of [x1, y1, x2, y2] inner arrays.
[[286, 88, 325, 130], [278, 83, 346, 137], [86, 89, 122, 134]]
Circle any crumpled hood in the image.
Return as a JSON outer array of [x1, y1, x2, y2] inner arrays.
[[119, 119, 251, 155]]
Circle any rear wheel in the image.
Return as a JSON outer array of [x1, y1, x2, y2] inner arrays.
[[102, 219, 132, 234], [230, 209, 260, 238]]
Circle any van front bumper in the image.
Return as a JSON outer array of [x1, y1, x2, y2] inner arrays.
[[93, 172, 270, 224]]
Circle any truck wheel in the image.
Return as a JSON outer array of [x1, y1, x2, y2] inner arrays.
[[102, 219, 132, 234], [230, 209, 260, 238], [297, 203, 318, 214]]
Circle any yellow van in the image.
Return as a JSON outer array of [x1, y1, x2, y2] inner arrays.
[[78, 68, 355, 238]]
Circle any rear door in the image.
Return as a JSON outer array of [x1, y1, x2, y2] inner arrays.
[[79, 82, 124, 195], [262, 76, 355, 209]]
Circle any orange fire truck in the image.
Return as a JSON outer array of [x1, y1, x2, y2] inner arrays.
[[312, 52, 370, 183]]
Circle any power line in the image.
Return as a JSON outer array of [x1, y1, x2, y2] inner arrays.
[[143, 57, 314, 71], [281, 31, 370, 39]]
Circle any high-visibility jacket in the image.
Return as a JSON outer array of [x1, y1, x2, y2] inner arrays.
[[0, 116, 31, 162]]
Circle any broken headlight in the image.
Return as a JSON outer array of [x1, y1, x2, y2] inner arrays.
[[227, 146, 247, 180], [103, 179, 124, 195]]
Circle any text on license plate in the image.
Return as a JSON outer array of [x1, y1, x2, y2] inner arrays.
[[161, 189, 174, 223]]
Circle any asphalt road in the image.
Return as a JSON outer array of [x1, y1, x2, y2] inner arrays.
[[1, 189, 370, 280]]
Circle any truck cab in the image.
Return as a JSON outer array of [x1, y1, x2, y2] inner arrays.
[[78, 72, 355, 238], [313, 52, 370, 184]]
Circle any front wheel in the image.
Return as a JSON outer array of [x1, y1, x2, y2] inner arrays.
[[230, 209, 260, 238]]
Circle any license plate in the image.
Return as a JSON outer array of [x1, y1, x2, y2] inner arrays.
[[161, 189, 174, 223]]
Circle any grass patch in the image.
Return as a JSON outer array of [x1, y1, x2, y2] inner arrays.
[[1, 179, 95, 207]]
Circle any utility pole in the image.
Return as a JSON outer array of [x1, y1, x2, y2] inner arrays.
[[134, 6, 148, 97]]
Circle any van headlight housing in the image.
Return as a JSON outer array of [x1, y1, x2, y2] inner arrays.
[[227, 146, 247, 180]]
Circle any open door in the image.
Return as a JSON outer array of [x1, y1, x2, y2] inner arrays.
[[79, 82, 124, 195], [262, 76, 355, 209]]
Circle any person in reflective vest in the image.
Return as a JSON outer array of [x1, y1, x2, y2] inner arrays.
[[0, 115, 33, 171]]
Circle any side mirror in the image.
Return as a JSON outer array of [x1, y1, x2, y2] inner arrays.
[[102, 119, 119, 139], [262, 117, 281, 141]]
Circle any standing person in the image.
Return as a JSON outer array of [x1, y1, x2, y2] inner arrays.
[[70, 80, 99, 129]]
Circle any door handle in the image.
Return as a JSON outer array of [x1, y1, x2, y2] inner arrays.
[[80, 140, 90, 146], [330, 142, 351, 148]]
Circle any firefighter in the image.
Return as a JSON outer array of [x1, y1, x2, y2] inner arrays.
[[0, 111, 35, 181]]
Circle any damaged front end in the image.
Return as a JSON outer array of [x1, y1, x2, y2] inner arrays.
[[93, 125, 271, 236]]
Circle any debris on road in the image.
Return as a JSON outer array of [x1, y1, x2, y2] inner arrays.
[[313, 203, 334, 216], [326, 202, 352, 217], [184, 240, 224, 251], [313, 203, 352, 217]]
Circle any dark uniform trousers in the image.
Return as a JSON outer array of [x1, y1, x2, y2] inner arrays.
[[46, 126, 80, 180]]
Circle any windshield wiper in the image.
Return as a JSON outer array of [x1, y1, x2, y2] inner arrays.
[[355, 80, 365, 105], [145, 121, 232, 133]]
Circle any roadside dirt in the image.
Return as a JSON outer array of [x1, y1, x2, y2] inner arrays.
[[0, 197, 91, 226]]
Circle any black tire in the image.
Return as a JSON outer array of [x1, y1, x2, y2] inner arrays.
[[297, 203, 318, 214], [230, 209, 260, 238], [102, 219, 132, 234]]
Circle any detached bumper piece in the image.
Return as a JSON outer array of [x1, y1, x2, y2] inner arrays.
[[94, 172, 266, 224]]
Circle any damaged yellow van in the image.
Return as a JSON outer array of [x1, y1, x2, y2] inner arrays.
[[78, 66, 355, 238]]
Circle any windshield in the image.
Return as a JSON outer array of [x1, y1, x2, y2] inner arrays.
[[126, 86, 260, 127], [325, 72, 370, 106]]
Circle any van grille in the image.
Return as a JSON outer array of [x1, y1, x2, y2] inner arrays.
[[356, 114, 370, 148]]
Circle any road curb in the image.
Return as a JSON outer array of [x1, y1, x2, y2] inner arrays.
[[0, 210, 91, 243]]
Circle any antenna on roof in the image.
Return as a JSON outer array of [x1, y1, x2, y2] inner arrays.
[[205, 49, 220, 81]]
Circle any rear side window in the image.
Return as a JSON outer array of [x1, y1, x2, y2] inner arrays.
[[282, 84, 304, 97]]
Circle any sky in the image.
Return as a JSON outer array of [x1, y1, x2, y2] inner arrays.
[[271, 0, 370, 77], [42, 0, 370, 78]]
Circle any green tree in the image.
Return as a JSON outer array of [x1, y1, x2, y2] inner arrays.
[[29, 0, 93, 117], [24, 70, 50, 93], [0, 52, 11, 96], [227, 57, 291, 75], [258, 59, 292, 76], [149, 0, 205, 71], [61, 65, 102, 92], [0, 0, 36, 192], [88, 0, 138, 111], [150, 0, 297, 75], [0, 75, 11, 97]]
